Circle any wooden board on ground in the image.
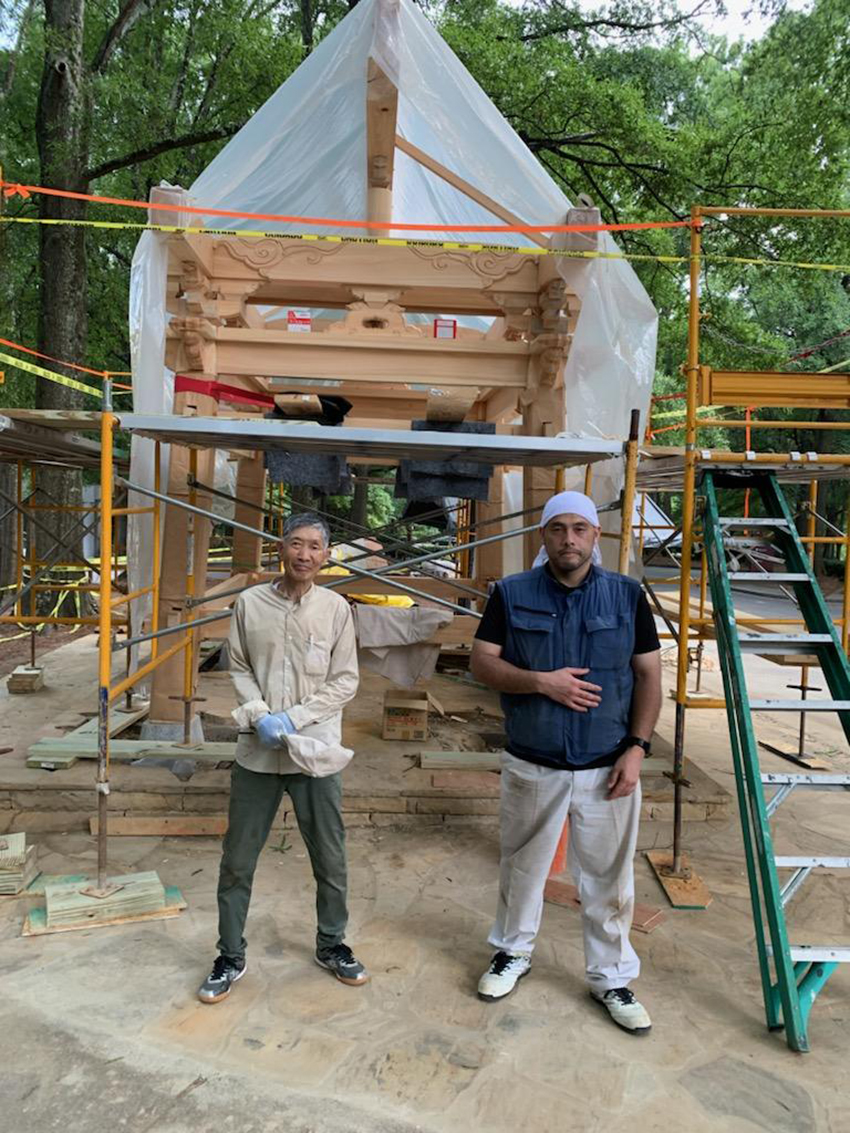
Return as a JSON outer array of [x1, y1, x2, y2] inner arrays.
[[0, 873, 87, 899], [419, 750, 502, 771], [645, 851, 713, 909], [89, 815, 227, 837], [758, 740, 832, 771], [430, 771, 500, 790], [22, 885, 186, 936], [27, 738, 236, 771], [0, 832, 27, 868], [7, 666, 44, 694], [544, 877, 666, 933], [0, 845, 38, 894], [44, 870, 167, 928], [59, 704, 149, 740]]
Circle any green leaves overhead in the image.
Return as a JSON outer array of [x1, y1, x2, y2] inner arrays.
[[0, 0, 848, 402]]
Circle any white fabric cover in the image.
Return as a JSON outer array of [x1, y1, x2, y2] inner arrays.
[[128, 0, 657, 608]]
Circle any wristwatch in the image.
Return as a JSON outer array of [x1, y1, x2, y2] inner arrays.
[[625, 736, 651, 754]]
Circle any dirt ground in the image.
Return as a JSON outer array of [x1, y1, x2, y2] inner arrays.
[[0, 624, 81, 679]]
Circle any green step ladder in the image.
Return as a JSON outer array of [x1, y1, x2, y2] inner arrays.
[[702, 470, 850, 1052]]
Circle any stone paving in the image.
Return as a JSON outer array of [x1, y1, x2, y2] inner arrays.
[[1, 789, 848, 1132], [1, 636, 849, 1130]]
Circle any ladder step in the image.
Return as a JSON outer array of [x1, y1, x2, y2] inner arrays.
[[762, 773, 850, 786], [723, 537, 777, 548], [739, 633, 832, 653], [775, 856, 850, 869], [790, 945, 850, 963], [718, 517, 790, 528], [728, 572, 810, 582], [750, 700, 850, 711]]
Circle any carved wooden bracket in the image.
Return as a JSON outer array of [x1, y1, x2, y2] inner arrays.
[[529, 332, 571, 387], [537, 278, 572, 336], [220, 237, 345, 278], [170, 316, 217, 372], [410, 245, 530, 286], [339, 298, 421, 336]]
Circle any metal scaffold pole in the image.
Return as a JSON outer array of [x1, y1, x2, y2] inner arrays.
[[95, 385, 115, 895]]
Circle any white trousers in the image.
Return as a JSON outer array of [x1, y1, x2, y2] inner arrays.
[[488, 752, 641, 993]]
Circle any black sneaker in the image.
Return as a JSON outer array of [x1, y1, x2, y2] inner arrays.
[[197, 955, 247, 1004], [315, 942, 369, 986]]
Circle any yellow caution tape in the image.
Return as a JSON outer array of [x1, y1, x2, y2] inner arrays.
[[0, 349, 103, 399], [651, 404, 723, 423], [0, 214, 673, 260], [4, 214, 850, 274]]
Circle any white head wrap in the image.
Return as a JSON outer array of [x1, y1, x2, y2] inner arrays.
[[534, 490, 602, 568], [539, 490, 600, 530]]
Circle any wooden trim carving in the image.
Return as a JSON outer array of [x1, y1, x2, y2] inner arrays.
[[220, 237, 345, 276], [409, 245, 530, 284]]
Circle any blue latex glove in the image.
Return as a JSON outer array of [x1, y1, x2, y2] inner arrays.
[[255, 712, 297, 747], [275, 711, 297, 735]]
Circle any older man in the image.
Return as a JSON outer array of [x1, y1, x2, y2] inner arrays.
[[471, 491, 661, 1034], [198, 513, 366, 1003]]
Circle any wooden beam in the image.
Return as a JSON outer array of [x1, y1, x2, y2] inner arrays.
[[90, 815, 228, 837], [367, 59, 398, 236], [420, 751, 502, 771], [395, 135, 548, 250], [195, 238, 542, 300], [700, 366, 850, 409], [212, 326, 531, 387]]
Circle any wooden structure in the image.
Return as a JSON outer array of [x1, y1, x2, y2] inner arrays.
[[143, 5, 614, 726]]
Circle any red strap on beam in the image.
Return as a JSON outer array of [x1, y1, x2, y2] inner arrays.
[[174, 374, 275, 408]]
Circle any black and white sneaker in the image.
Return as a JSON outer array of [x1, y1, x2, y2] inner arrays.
[[591, 987, 652, 1034], [197, 955, 247, 1004], [477, 951, 532, 1001], [315, 942, 369, 986]]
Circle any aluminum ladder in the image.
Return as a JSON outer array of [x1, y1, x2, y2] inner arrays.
[[702, 470, 850, 1052]]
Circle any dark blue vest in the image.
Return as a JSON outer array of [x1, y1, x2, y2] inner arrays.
[[499, 565, 640, 767]]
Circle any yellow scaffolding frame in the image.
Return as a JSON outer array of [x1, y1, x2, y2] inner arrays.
[[662, 202, 850, 879]]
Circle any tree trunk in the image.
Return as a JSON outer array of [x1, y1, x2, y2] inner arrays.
[[35, 0, 92, 613], [351, 471, 369, 529], [301, 0, 313, 53]]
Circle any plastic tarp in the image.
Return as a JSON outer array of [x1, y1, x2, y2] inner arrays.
[[129, 0, 657, 610]]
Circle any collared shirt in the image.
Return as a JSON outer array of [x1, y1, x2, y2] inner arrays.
[[228, 581, 359, 775]]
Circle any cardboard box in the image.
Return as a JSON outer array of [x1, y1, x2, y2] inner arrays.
[[382, 690, 430, 742]]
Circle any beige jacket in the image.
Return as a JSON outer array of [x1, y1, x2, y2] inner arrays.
[[228, 582, 359, 775]]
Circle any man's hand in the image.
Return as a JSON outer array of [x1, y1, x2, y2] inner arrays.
[[536, 667, 602, 712], [607, 746, 644, 799], [255, 712, 297, 748]]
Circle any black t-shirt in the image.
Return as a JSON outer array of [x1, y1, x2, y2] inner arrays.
[[475, 567, 660, 769]]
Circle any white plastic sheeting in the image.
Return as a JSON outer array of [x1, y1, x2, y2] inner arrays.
[[129, 0, 657, 606], [127, 231, 171, 647]]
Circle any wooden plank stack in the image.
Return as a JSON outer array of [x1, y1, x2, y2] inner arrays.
[[6, 665, 44, 694], [44, 870, 167, 928], [0, 833, 39, 895], [419, 750, 502, 771]]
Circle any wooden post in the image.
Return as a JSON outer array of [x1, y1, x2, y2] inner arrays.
[[232, 452, 266, 572], [521, 382, 563, 568], [366, 57, 398, 237], [474, 467, 506, 588], [148, 389, 217, 725]]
